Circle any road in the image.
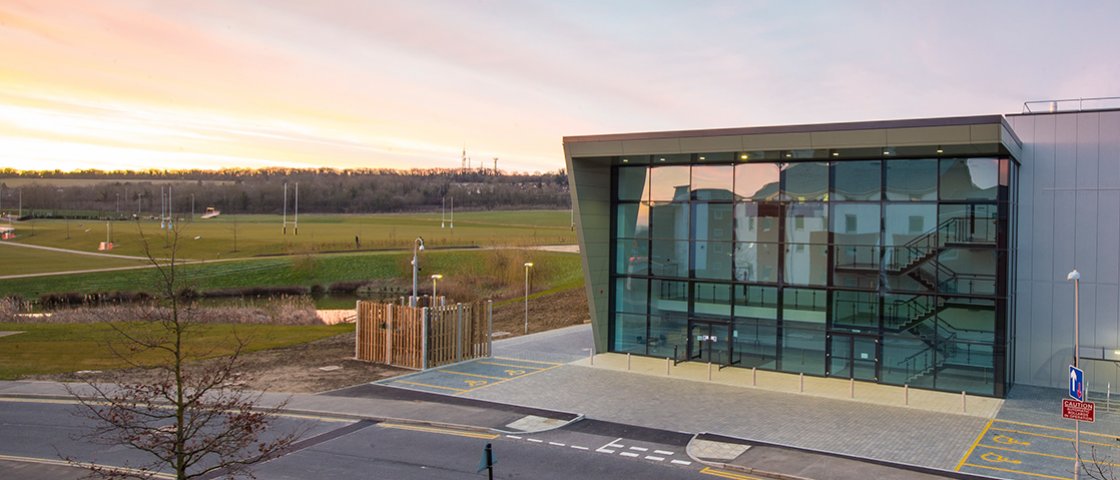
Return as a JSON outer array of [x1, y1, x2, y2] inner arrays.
[[0, 399, 713, 479]]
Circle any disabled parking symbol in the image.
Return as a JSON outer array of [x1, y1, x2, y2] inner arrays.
[[980, 452, 1021, 465]]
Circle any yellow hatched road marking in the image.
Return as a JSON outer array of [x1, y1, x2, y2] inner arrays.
[[456, 364, 561, 395], [962, 463, 1070, 480], [979, 443, 1120, 467], [994, 419, 1120, 439], [379, 422, 497, 440], [989, 427, 1120, 450], [477, 361, 544, 370], [395, 380, 467, 392], [439, 370, 506, 380], [955, 419, 993, 471], [493, 357, 560, 366], [698, 466, 764, 480]]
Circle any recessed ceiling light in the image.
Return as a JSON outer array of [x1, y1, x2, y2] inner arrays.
[[622, 159, 629, 163], [936, 148, 944, 154], [832, 152, 839, 157], [659, 158, 666, 162], [785, 153, 792, 158], [699, 156, 706, 161], [739, 154, 748, 160], [883, 150, 890, 156]]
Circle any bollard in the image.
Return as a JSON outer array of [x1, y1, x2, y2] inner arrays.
[[627, 352, 632, 371], [666, 357, 671, 375], [904, 384, 909, 406], [590, 348, 594, 366], [752, 367, 757, 386], [961, 391, 967, 413], [1109, 383, 1112, 412], [850, 378, 855, 399], [799, 373, 804, 393], [707, 362, 712, 381]]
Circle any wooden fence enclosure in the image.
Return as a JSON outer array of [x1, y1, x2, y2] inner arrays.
[[355, 300, 493, 370]]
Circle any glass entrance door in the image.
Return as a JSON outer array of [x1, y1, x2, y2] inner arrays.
[[688, 319, 732, 365], [829, 333, 879, 381]]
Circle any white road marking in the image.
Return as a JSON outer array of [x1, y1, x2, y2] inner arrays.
[[619, 452, 640, 458], [527, 438, 543, 443], [671, 459, 693, 466], [596, 437, 624, 453], [608, 443, 625, 448], [598, 449, 616, 454], [506, 435, 522, 439], [571, 445, 589, 450], [654, 449, 674, 455], [628, 446, 649, 452], [549, 442, 565, 447], [645, 455, 665, 461]]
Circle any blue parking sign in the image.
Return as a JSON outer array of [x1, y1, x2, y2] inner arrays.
[[1070, 365, 1085, 401]]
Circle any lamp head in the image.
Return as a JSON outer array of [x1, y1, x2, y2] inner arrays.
[[416, 236, 425, 250], [1067, 269, 1081, 281], [431, 274, 443, 280], [524, 262, 534, 268]]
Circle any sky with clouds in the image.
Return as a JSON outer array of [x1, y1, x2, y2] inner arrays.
[[1, 0, 1118, 173]]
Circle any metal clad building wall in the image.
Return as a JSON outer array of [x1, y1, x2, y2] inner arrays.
[[1007, 110, 1120, 390]]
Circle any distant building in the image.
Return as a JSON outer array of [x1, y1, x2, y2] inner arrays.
[[565, 100, 1120, 397]]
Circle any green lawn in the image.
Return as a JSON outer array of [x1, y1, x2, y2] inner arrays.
[[6, 210, 575, 267], [0, 322, 352, 379], [0, 245, 148, 275], [0, 249, 584, 299]]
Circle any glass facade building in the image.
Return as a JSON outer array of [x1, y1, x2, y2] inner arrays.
[[567, 116, 1021, 397]]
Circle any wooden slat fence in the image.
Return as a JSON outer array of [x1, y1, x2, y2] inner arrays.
[[355, 300, 492, 370]]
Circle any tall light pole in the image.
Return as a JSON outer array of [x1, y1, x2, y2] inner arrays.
[[431, 274, 443, 306], [1068, 268, 1081, 480], [411, 237, 425, 307], [523, 262, 534, 334]]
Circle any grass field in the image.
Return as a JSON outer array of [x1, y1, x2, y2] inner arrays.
[[3, 210, 576, 269], [0, 249, 584, 300], [0, 246, 148, 275], [0, 322, 352, 379]]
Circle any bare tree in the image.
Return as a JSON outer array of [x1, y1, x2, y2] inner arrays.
[[66, 223, 298, 479], [1084, 446, 1116, 480]]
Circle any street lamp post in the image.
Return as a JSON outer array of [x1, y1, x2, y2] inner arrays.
[[431, 274, 443, 306], [411, 237, 425, 307], [1068, 269, 1081, 480], [523, 262, 534, 334]]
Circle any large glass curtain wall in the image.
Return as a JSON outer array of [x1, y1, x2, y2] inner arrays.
[[611, 153, 1013, 396]]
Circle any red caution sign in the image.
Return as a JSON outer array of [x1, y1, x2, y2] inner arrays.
[[1062, 398, 1096, 422]]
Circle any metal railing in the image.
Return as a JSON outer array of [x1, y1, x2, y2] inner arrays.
[[1023, 96, 1120, 114]]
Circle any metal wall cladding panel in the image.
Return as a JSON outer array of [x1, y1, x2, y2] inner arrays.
[[1099, 111, 1120, 188], [1079, 282, 1098, 352], [1075, 190, 1099, 283], [620, 138, 682, 155], [887, 125, 974, 146], [568, 141, 624, 157], [1049, 280, 1075, 388], [1076, 113, 1101, 188], [679, 135, 742, 152], [1052, 191, 1077, 280], [970, 124, 1002, 144], [809, 129, 887, 148], [1029, 281, 1055, 386], [1031, 188, 1055, 283], [1014, 279, 1032, 385], [1097, 284, 1120, 359], [741, 132, 813, 151], [1097, 190, 1120, 285], [1054, 114, 1079, 189]]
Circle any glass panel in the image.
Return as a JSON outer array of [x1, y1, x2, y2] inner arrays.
[[938, 301, 995, 344], [834, 160, 881, 201], [650, 166, 691, 202], [780, 324, 826, 375], [693, 282, 732, 317], [650, 239, 689, 277], [650, 202, 689, 239], [852, 336, 877, 381], [937, 248, 996, 295], [786, 203, 828, 244], [694, 203, 733, 242], [735, 163, 781, 201], [832, 290, 878, 331], [734, 202, 780, 243], [616, 203, 650, 239], [832, 204, 880, 288], [883, 294, 938, 333], [615, 239, 648, 275], [939, 204, 997, 246], [733, 317, 777, 369], [734, 242, 779, 283], [782, 288, 827, 325], [649, 315, 687, 360], [617, 166, 650, 201], [885, 159, 937, 201], [650, 279, 689, 319], [615, 278, 648, 315], [881, 334, 934, 388], [692, 165, 734, 201], [782, 162, 829, 201], [937, 340, 994, 396], [829, 335, 852, 378], [883, 204, 937, 291], [694, 241, 733, 280], [784, 243, 828, 286], [612, 313, 647, 354], [733, 285, 779, 318], [941, 158, 999, 201]]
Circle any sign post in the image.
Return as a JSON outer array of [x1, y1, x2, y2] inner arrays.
[[1067, 269, 1082, 480], [477, 442, 495, 480]]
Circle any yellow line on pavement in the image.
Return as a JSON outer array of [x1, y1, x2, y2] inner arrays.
[[494, 357, 561, 366], [379, 423, 498, 440], [456, 364, 561, 395], [698, 466, 764, 480], [439, 370, 506, 380], [962, 463, 1070, 480], [995, 419, 1120, 439], [395, 380, 467, 392], [477, 360, 545, 370], [977, 443, 1120, 467], [0, 454, 176, 479], [989, 427, 1120, 450], [955, 419, 993, 471]]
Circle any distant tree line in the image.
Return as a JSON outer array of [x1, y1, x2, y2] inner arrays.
[[0, 167, 570, 216]]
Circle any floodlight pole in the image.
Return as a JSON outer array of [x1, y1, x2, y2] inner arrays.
[[282, 182, 288, 235], [1069, 269, 1081, 480], [523, 262, 533, 334], [294, 182, 299, 235], [411, 237, 425, 307], [431, 274, 443, 306]]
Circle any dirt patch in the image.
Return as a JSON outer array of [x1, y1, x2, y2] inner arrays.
[[491, 287, 589, 336]]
